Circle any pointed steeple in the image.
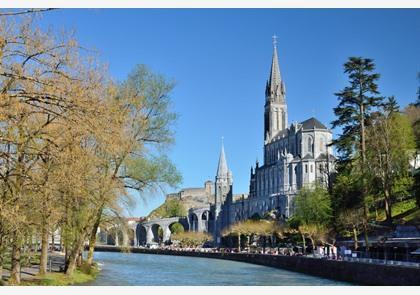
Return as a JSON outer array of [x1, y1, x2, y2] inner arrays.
[[266, 35, 285, 102], [269, 37, 281, 90], [216, 140, 228, 178]]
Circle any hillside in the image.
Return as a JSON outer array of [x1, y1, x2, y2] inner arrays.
[[147, 198, 188, 219]]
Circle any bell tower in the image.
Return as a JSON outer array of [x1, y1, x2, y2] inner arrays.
[[213, 139, 233, 245], [264, 35, 287, 143]]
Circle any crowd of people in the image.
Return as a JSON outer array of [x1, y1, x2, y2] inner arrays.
[[143, 244, 345, 260]]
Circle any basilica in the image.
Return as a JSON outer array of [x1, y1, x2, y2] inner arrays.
[[141, 39, 336, 246], [211, 39, 335, 243]]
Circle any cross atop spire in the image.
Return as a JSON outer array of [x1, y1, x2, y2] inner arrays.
[[272, 34, 278, 48]]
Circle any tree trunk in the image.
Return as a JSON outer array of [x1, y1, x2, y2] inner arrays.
[[263, 236, 266, 254], [301, 233, 306, 254], [310, 237, 316, 254], [353, 226, 359, 250], [39, 224, 49, 275], [76, 251, 83, 267], [237, 234, 241, 252], [0, 247, 3, 282], [87, 219, 101, 266], [360, 103, 370, 253], [51, 231, 55, 251], [384, 189, 392, 224], [87, 238, 96, 266], [64, 244, 68, 272], [65, 238, 84, 277], [10, 243, 21, 285], [363, 221, 369, 252]]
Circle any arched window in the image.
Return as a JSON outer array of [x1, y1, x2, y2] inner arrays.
[[307, 137, 313, 154]]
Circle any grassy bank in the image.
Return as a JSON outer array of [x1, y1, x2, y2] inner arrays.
[[371, 199, 419, 224], [20, 263, 100, 286]]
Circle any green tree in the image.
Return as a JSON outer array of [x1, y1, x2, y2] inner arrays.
[[404, 75, 420, 207], [85, 64, 182, 266], [331, 57, 385, 249], [169, 222, 185, 235], [336, 207, 365, 250], [289, 186, 332, 252], [365, 103, 416, 223]]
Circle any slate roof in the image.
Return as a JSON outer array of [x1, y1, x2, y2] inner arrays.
[[300, 117, 328, 130], [302, 154, 314, 160], [316, 153, 336, 161]]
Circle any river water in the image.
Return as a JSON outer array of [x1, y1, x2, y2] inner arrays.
[[83, 251, 351, 286]]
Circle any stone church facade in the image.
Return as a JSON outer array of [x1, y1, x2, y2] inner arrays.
[[211, 39, 335, 244], [144, 39, 336, 245]]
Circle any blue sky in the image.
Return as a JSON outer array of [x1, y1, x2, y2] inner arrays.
[[37, 9, 420, 216]]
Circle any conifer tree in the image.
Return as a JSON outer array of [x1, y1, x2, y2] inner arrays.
[[331, 57, 384, 250]]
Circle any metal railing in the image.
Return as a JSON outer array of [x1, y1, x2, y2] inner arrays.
[[343, 256, 420, 268]]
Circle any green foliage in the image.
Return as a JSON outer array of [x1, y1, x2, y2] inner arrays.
[[169, 222, 185, 234], [124, 154, 182, 192], [331, 167, 363, 213], [331, 57, 384, 162], [292, 185, 332, 227], [365, 110, 416, 222], [392, 176, 414, 200], [118, 64, 178, 147], [374, 199, 417, 222], [148, 198, 187, 219]]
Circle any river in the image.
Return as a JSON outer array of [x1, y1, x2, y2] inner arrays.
[[82, 251, 351, 285]]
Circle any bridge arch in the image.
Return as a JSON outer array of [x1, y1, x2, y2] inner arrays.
[[136, 224, 147, 246], [190, 213, 199, 232], [151, 224, 163, 243]]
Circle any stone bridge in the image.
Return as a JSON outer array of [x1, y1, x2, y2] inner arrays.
[[127, 216, 189, 246], [100, 209, 213, 247]]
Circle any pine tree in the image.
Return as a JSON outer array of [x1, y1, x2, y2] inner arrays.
[[331, 57, 384, 251]]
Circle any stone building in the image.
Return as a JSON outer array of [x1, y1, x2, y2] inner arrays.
[[211, 38, 335, 243], [127, 38, 335, 246]]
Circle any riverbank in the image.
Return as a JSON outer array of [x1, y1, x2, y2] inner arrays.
[[0, 252, 99, 286], [93, 245, 420, 286]]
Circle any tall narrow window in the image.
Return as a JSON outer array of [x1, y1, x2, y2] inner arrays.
[[308, 137, 312, 154], [305, 164, 308, 173]]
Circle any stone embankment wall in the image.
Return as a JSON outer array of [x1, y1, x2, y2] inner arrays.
[[92, 246, 420, 286]]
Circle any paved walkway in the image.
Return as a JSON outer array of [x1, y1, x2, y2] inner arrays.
[[1, 252, 65, 283]]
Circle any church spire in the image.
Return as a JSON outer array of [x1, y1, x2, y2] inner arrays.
[[266, 35, 285, 102], [264, 35, 288, 145], [269, 35, 281, 92], [216, 139, 228, 178]]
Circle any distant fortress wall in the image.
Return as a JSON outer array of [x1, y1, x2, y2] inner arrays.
[[165, 181, 215, 208]]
